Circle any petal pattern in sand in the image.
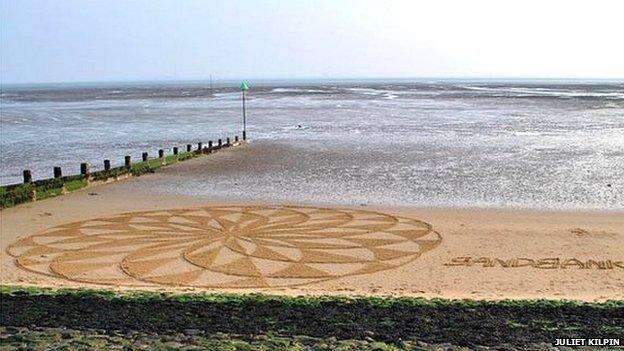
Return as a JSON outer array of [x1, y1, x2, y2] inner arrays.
[[7, 205, 442, 288]]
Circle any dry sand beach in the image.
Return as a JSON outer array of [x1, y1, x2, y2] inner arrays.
[[2, 144, 623, 302]]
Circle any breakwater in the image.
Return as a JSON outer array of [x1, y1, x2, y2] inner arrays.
[[0, 135, 245, 208]]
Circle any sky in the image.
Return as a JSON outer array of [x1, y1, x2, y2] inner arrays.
[[2, 0, 623, 84]]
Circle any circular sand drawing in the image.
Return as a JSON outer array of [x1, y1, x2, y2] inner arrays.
[[7, 206, 441, 288]]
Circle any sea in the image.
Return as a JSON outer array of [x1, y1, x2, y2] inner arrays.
[[1, 79, 623, 210]]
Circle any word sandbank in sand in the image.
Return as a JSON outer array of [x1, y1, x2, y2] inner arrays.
[[445, 256, 624, 270]]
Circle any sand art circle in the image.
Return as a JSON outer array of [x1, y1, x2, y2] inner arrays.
[[7, 205, 442, 288]]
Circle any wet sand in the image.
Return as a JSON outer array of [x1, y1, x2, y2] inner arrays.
[[1, 147, 623, 301]]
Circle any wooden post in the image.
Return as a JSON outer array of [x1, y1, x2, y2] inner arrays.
[[173, 147, 179, 155], [22, 169, 35, 200], [80, 163, 90, 177], [226, 137, 231, 146], [208, 141, 213, 151], [243, 130, 247, 140], [124, 156, 131, 169], [158, 149, 165, 165], [23, 170, 32, 183], [186, 144, 192, 152], [242, 85, 247, 140], [53, 167, 62, 178], [235, 135, 239, 143], [218, 139, 222, 147], [104, 159, 111, 171], [142, 152, 148, 162], [198, 142, 203, 152]]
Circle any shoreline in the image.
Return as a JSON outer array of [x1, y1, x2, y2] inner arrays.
[[94, 140, 624, 212], [4, 139, 621, 211]]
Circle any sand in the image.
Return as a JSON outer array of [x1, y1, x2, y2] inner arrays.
[[1, 149, 623, 301]]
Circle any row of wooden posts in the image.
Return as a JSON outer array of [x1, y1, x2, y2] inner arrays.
[[21, 136, 241, 184]]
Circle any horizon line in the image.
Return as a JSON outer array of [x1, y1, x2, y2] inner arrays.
[[2, 75, 623, 87]]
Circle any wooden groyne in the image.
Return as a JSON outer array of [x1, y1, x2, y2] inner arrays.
[[0, 136, 245, 209]]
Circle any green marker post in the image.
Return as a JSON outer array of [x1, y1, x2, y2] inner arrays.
[[240, 81, 249, 140]]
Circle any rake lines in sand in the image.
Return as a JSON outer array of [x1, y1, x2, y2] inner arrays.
[[7, 205, 442, 288]]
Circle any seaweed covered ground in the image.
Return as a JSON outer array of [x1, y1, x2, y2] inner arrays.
[[1, 286, 622, 350], [2, 326, 607, 351]]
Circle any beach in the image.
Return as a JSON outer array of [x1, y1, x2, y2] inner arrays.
[[2, 82, 623, 349], [4, 1, 624, 347], [2, 144, 623, 301], [2, 81, 623, 301]]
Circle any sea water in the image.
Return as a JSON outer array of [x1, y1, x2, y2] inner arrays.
[[1, 79, 623, 210]]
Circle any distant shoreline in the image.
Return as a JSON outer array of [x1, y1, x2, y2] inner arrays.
[[4, 76, 624, 89]]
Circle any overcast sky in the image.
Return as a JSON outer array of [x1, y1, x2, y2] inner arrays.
[[2, 0, 623, 83]]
